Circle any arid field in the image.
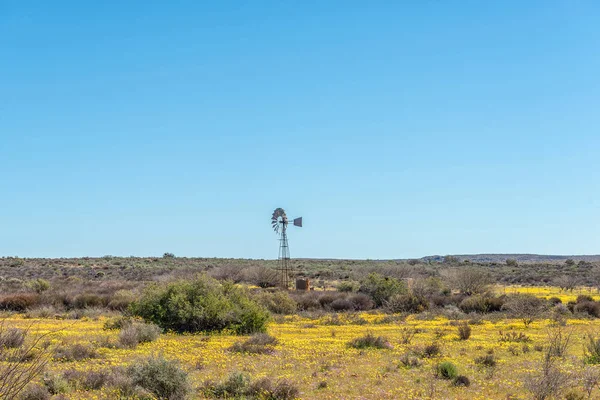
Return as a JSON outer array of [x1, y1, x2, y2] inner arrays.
[[2, 257, 600, 399]]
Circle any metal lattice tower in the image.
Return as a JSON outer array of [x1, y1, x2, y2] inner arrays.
[[271, 208, 302, 289]]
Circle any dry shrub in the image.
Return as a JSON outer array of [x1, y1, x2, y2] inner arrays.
[[126, 355, 190, 400], [118, 322, 162, 349], [245, 267, 279, 288], [457, 322, 471, 340], [347, 332, 392, 350], [498, 330, 531, 343], [416, 342, 441, 358], [574, 301, 600, 318], [399, 327, 417, 344], [524, 356, 570, 400], [0, 294, 40, 312], [546, 326, 572, 358], [0, 328, 25, 349], [53, 343, 97, 361], [19, 384, 50, 400], [399, 352, 422, 368], [329, 298, 354, 311], [348, 293, 374, 311], [62, 369, 110, 390], [229, 333, 278, 354], [203, 372, 299, 400], [0, 322, 51, 400], [294, 292, 321, 311]]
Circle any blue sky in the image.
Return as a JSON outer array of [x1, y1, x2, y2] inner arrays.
[[1, 1, 599, 259]]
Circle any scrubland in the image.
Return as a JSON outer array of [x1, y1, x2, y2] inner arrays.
[[1, 256, 600, 399]]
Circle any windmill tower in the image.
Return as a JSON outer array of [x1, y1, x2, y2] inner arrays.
[[271, 208, 302, 289]]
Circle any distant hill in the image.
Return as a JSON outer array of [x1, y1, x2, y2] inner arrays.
[[419, 254, 600, 263]]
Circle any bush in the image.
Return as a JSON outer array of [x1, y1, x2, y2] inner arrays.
[[245, 267, 279, 288], [359, 273, 407, 307], [118, 322, 162, 349], [457, 322, 471, 340], [54, 343, 97, 361], [417, 342, 441, 358], [0, 328, 25, 348], [127, 355, 190, 400], [254, 291, 297, 315], [348, 293, 374, 311], [130, 274, 270, 334], [204, 372, 250, 398], [203, 373, 299, 400], [26, 279, 50, 294], [329, 298, 354, 311], [449, 268, 491, 295], [577, 295, 594, 304], [574, 301, 600, 318], [72, 293, 105, 309], [347, 333, 392, 349], [584, 335, 600, 365], [459, 295, 505, 314], [107, 290, 137, 311], [436, 361, 458, 380], [336, 281, 359, 293], [502, 294, 547, 327], [548, 297, 562, 305], [453, 375, 470, 387], [399, 352, 422, 368], [294, 293, 321, 311], [0, 294, 40, 312], [20, 384, 50, 400], [62, 369, 110, 390], [474, 354, 497, 367], [385, 294, 428, 313], [228, 333, 278, 354]]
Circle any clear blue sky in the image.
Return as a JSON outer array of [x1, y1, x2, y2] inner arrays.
[[1, 1, 599, 259]]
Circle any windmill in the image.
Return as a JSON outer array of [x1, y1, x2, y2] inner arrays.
[[271, 208, 302, 289]]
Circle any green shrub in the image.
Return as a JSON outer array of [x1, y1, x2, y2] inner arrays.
[[254, 291, 297, 314], [347, 333, 392, 349], [26, 279, 50, 294], [359, 273, 407, 307], [130, 274, 270, 334], [336, 281, 359, 293], [127, 355, 190, 399], [436, 361, 458, 380]]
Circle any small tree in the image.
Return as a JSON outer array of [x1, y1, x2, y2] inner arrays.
[[502, 294, 547, 327], [448, 268, 491, 296], [554, 275, 577, 292]]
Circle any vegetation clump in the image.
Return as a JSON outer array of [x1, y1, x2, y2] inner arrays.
[[126, 355, 190, 400], [436, 361, 458, 380], [347, 332, 392, 349], [131, 274, 270, 334]]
